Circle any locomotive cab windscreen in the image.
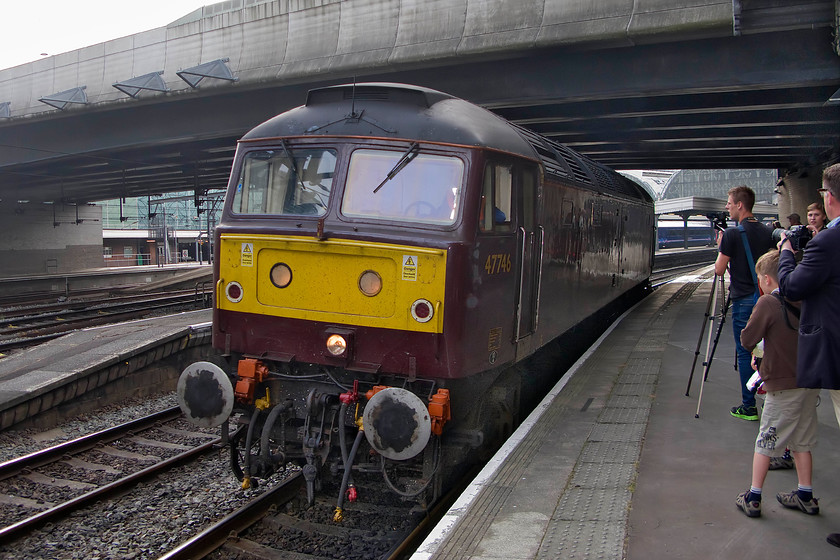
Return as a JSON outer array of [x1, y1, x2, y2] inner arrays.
[[342, 148, 465, 226], [231, 148, 337, 216]]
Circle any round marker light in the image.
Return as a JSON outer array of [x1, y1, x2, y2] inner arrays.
[[270, 263, 292, 288], [226, 281, 243, 303], [410, 299, 434, 323], [358, 270, 382, 296], [326, 334, 347, 356]]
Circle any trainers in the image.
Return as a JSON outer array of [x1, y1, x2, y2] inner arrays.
[[736, 491, 761, 517], [768, 456, 794, 470], [730, 405, 759, 421], [777, 490, 819, 515]]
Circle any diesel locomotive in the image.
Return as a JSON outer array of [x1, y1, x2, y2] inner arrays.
[[177, 83, 654, 514]]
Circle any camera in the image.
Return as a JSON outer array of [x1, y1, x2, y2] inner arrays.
[[771, 224, 812, 251], [706, 212, 728, 232]]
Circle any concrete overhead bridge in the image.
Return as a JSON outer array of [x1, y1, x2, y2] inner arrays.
[[0, 0, 837, 273]]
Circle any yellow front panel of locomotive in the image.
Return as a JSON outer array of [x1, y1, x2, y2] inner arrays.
[[217, 234, 447, 333]]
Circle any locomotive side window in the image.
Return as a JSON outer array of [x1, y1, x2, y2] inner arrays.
[[479, 163, 512, 232], [231, 149, 336, 216], [342, 149, 464, 225], [521, 169, 536, 231]]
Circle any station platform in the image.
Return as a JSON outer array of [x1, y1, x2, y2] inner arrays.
[[412, 268, 840, 560], [0, 310, 211, 430]]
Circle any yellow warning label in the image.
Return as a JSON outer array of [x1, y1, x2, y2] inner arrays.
[[241, 243, 254, 267], [402, 255, 417, 281]]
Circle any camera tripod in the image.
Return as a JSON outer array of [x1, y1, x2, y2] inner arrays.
[[685, 273, 731, 418]]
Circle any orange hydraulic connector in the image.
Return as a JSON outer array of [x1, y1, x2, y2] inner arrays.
[[234, 358, 269, 404], [428, 389, 451, 436], [365, 385, 389, 401]]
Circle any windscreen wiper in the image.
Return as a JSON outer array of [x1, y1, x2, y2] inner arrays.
[[373, 142, 420, 194], [280, 139, 308, 193], [279, 139, 326, 207]]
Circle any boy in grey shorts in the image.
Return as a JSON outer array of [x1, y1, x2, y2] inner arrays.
[[735, 249, 820, 518]]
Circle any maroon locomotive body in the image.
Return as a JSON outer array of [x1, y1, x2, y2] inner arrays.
[[178, 83, 654, 508]]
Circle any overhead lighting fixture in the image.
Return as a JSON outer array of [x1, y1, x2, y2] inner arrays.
[[827, 87, 840, 106]]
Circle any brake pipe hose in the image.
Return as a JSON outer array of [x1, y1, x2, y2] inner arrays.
[[334, 424, 365, 522]]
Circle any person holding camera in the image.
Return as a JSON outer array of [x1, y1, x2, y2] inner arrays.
[[735, 250, 819, 518], [777, 163, 840, 547], [715, 186, 774, 421]]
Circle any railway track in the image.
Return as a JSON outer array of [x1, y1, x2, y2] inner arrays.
[[0, 288, 210, 353], [650, 262, 713, 288], [161, 469, 441, 560], [0, 399, 435, 559], [0, 406, 220, 545]]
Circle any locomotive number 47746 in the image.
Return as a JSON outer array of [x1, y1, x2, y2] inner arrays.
[[484, 253, 512, 275]]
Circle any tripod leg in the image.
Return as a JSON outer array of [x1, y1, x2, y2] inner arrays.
[[696, 293, 731, 418], [695, 366, 707, 418], [694, 282, 720, 418], [686, 274, 719, 396], [703, 293, 731, 382]]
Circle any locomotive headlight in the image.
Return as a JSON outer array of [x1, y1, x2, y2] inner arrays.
[[326, 334, 347, 356], [225, 281, 244, 303], [270, 263, 292, 288], [358, 270, 382, 296], [410, 299, 434, 323]]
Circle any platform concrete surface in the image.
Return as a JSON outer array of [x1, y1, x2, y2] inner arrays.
[[412, 270, 840, 560], [0, 309, 211, 430]]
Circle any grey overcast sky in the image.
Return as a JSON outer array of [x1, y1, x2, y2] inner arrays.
[[1, 1, 208, 70]]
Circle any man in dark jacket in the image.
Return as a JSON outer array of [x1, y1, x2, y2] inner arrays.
[[777, 162, 840, 548]]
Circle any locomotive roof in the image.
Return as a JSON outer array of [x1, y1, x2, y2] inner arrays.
[[242, 83, 651, 203], [242, 83, 537, 159]]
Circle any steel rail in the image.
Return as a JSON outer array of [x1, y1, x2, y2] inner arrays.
[[0, 406, 183, 480], [156, 471, 304, 560], [0, 293, 204, 333], [0, 412, 220, 544], [0, 289, 203, 322]]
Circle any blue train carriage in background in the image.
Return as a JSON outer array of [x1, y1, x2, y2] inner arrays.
[[177, 83, 655, 510], [656, 217, 716, 249]]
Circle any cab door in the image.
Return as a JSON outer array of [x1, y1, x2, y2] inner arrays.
[[515, 168, 541, 342]]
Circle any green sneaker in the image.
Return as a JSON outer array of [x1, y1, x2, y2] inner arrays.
[[730, 405, 759, 421]]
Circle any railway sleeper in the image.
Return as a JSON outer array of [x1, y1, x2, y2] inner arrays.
[[222, 537, 334, 560]]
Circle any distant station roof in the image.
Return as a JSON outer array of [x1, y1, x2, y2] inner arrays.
[[655, 196, 778, 221]]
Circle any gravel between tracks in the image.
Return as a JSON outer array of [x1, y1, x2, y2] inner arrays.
[[0, 393, 294, 560]]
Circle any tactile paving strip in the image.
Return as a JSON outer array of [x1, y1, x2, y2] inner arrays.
[[597, 406, 650, 424], [569, 461, 636, 490], [537, 280, 708, 560], [578, 441, 641, 464], [536, 521, 626, 560], [613, 380, 657, 396], [551, 487, 633, 522], [588, 422, 646, 443]]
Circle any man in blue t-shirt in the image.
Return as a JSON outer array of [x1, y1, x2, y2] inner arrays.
[[714, 185, 773, 421]]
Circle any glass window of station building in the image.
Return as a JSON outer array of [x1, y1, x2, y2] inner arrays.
[[96, 191, 223, 267]]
